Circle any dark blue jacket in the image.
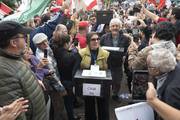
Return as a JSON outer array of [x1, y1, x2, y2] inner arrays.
[[30, 11, 66, 53], [158, 62, 180, 109], [156, 62, 180, 120]]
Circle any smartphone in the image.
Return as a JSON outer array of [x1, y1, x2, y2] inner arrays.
[[132, 70, 148, 102], [44, 49, 48, 58]]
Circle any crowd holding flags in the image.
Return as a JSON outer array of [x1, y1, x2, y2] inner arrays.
[[147, 0, 172, 9], [0, 0, 177, 25]]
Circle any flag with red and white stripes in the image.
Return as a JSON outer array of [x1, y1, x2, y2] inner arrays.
[[0, 2, 13, 16], [71, 0, 97, 11], [148, 0, 171, 10], [85, 0, 97, 11]]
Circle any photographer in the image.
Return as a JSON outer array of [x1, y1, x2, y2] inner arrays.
[[33, 33, 67, 120], [146, 48, 180, 120]]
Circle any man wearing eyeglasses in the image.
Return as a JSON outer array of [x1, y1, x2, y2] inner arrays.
[[0, 21, 47, 120]]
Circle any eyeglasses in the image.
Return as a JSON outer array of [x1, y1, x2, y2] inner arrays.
[[91, 37, 100, 41]]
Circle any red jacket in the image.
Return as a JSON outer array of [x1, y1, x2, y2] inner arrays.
[[75, 33, 87, 48]]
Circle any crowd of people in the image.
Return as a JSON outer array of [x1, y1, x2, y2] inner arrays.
[[0, 0, 180, 120]]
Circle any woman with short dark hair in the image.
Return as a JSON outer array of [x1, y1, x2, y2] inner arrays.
[[78, 32, 110, 120]]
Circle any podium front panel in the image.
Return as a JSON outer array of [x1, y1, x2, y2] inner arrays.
[[74, 70, 112, 97]]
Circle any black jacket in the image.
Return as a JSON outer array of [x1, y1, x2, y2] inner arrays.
[[100, 31, 130, 68], [52, 47, 80, 88], [156, 62, 180, 120], [158, 62, 180, 108]]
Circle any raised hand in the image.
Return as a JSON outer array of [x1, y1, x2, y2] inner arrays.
[[0, 98, 29, 120]]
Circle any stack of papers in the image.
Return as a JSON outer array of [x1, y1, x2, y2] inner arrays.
[[102, 46, 124, 52], [82, 70, 106, 77], [102, 46, 120, 51]]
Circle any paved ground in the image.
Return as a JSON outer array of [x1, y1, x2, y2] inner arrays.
[[74, 75, 130, 120]]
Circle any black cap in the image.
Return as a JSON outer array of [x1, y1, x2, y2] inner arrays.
[[0, 21, 32, 41]]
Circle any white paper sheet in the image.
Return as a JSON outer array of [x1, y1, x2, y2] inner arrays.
[[102, 46, 120, 51], [83, 83, 101, 96], [82, 70, 106, 77], [115, 102, 154, 120]]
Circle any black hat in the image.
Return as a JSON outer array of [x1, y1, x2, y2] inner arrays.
[[0, 21, 32, 41]]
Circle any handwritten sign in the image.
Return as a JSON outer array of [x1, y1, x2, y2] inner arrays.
[[83, 83, 101, 97]]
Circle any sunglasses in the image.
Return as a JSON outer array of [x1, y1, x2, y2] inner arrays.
[[91, 37, 100, 41]]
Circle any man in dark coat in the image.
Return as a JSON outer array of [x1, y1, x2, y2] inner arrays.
[[147, 48, 180, 120], [100, 18, 130, 101]]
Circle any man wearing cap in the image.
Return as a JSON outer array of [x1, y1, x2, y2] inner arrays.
[[32, 33, 67, 120], [0, 21, 47, 120]]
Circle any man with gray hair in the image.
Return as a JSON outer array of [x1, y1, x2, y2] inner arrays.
[[100, 18, 130, 101], [147, 48, 180, 120]]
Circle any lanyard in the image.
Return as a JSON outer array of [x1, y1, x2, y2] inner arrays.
[[91, 52, 97, 65]]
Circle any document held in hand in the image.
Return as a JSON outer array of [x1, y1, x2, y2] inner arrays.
[[115, 102, 154, 120]]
